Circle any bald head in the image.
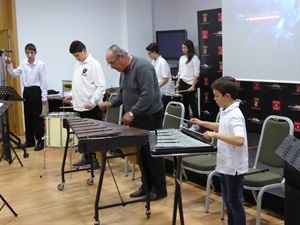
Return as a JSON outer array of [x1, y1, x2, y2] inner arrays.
[[106, 44, 132, 71]]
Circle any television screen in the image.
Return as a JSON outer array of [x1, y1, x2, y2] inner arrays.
[[222, 0, 300, 82], [156, 30, 187, 60]]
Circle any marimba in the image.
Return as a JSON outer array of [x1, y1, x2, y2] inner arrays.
[[64, 117, 148, 153], [58, 117, 150, 225], [149, 128, 217, 225]]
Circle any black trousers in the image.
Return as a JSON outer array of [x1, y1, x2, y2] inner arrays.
[[76, 106, 104, 121], [130, 108, 167, 194], [23, 86, 44, 144], [179, 79, 199, 119]]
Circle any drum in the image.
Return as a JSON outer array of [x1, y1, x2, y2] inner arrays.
[[45, 112, 79, 147], [162, 93, 183, 108]]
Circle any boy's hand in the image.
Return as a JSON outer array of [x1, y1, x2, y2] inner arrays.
[[5, 57, 11, 65], [189, 118, 202, 126]]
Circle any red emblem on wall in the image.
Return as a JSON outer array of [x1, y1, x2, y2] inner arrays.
[[296, 84, 300, 93], [253, 82, 261, 90], [202, 30, 208, 39], [272, 100, 281, 111], [218, 13, 222, 22], [218, 46, 222, 55], [294, 122, 300, 133], [204, 77, 209, 86]]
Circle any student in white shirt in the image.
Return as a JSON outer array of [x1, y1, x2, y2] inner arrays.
[[146, 42, 173, 94], [174, 39, 200, 119], [64, 40, 106, 171], [6, 43, 48, 151], [189, 76, 248, 225]]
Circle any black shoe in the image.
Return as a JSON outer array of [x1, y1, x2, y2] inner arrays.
[[72, 158, 90, 168], [34, 143, 44, 151], [20, 142, 35, 148], [142, 191, 168, 201], [87, 161, 100, 172], [129, 188, 146, 198]]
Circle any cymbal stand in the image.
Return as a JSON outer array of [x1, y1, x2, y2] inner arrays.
[[39, 105, 48, 178], [39, 133, 47, 178]]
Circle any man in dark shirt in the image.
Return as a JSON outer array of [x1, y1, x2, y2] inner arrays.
[[100, 44, 167, 201]]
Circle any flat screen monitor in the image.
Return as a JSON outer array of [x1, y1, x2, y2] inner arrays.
[[156, 30, 187, 60]]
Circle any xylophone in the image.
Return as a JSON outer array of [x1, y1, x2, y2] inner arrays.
[[59, 117, 150, 225], [149, 128, 216, 156], [148, 128, 216, 225]]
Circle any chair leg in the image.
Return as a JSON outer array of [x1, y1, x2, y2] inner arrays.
[[255, 183, 284, 225], [220, 198, 225, 220], [181, 167, 188, 181], [256, 189, 263, 225], [124, 156, 128, 177], [131, 163, 135, 180], [205, 170, 217, 213], [251, 190, 258, 203], [255, 186, 270, 225]]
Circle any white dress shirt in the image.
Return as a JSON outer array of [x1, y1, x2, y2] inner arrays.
[[7, 58, 48, 101]]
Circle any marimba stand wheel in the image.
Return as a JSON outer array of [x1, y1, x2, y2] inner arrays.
[[57, 182, 65, 191], [86, 177, 94, 185], [146, 209, 151, 218]]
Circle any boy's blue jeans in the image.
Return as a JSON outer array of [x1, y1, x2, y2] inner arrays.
[[219, 173, 246, 225]]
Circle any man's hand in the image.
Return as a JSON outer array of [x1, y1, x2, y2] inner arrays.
[[99, 101, 112, 111], [121, 112, 134, 125]]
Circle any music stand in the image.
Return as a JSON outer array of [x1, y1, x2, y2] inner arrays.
[[275, 135, 300, 225], [0, 85, 24, 101], [0, 99, 13, 162], [0, 100, 18, 217], [0, 194, 18, 217], [275, 134, 300, 173], [0, 86, 28, 166]]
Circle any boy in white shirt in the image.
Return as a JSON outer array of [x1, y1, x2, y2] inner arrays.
[[189, 76, 248, 225], [146, 42, 173, 94], [64, 40, 106, 171]]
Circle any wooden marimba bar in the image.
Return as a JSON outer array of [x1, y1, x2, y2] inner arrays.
[[64, 117, 149, 153]]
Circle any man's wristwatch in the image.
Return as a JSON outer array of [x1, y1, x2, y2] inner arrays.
[[128, 111, 134, 117]]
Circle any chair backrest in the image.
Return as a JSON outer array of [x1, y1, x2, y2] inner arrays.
[[254, 115, 294, 168], [162, 101, 185, 129], [105, 93, 122, 125]]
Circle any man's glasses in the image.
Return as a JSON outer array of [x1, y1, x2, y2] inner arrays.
[[107, 55, 120, 66]]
